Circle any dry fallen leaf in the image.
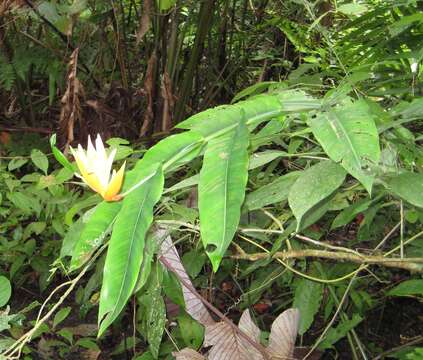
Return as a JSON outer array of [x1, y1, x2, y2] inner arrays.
[[267, 308, 300, 359], [159, 232, 215, 326], [173, 347, 207, 360], [173, 308, 301, 360], [204, 310, 263, 360]]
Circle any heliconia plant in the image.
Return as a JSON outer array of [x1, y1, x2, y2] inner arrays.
[[52, 86, 421, 338]]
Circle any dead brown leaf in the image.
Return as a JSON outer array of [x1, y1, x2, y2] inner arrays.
[[159, 233, 215, 326]]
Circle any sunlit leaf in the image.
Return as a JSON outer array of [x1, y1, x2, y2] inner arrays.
[[98, 166, 164, 337], [308, 100, 380, 194], [289, 160, 346, 231], [199, 120, 249, 271]]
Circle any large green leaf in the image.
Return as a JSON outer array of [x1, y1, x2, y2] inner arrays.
[[70, 201, 122, 271], [123, 131, 204, 193], [288, 160, 346, 231], [308, 100, 380, 194], [385, 172, 423, 208], [199, 120, 249, 271], [178, 91, 320, 137], [98, 166, 164, 336]]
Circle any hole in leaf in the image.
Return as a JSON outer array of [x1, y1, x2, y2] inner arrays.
[[206, 244, 217, 253]]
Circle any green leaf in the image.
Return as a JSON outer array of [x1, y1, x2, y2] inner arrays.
[[53, 306, 72, 329], [318, 314, 363, 350], [199, 120, 249, 271], [245, 171, 300, 210], [60, 218, 85, 258], [288, 161, 346, 231], [178, 95, 283, 136], [337, 4, 368, 16], [231, 81, 278, 103], [8, 158, 28, 171], [50, 134, 75, 172], [123, 131, 204, 192], [387, 280, 423, 297], [331, 198, 373, 229], [0, 277, 12, 307], [98, 166, 164, 337], [163, 270, 184, 307], [178, 312, 204, 350], [31, 149, 49, 174], [157, 0, 176, 11], [308, 100, 380, 194], [145, 268, 166, 358], [293, 278, 323, 335], [182, 250, 207, 278], [385, 172, 423, 208], [70, 201, 122, 270]]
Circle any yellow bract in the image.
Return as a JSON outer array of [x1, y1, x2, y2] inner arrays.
[[70, 135, 125, 201]]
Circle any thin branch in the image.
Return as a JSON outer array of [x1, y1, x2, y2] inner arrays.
[[232, 249, 423, 272]]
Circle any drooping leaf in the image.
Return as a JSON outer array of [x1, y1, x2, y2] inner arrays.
[[308, 100, 380, 194], [385, 172, 423, 208], [288, 160, 346, 231], [70, 201, 122, 271], [123, 131, 204, 193], [177, 95, 282, 136], [178, 91, 320, 136], [293, 278, 323, 335], [199, 120, 249, 271], [98, 166, 164, 337], [0, 277, 12, 307]]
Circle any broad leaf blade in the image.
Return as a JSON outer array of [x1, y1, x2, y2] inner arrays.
[[70, 201, 122, 270], [385, 172, 423, 208], [199, 120, 249, 271], [288, 160, 346, 231], [98, 166, 164, 336], [308, 100, 380, 194]]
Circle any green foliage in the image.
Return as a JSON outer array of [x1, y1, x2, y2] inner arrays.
[[2, 1, 423, 358]]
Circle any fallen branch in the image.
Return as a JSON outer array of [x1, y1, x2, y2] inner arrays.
[[232, 248, 423, 272]]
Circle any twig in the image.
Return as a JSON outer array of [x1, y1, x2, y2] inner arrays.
[[160, 257, 271, 360], [1, 244, 107, 359]]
